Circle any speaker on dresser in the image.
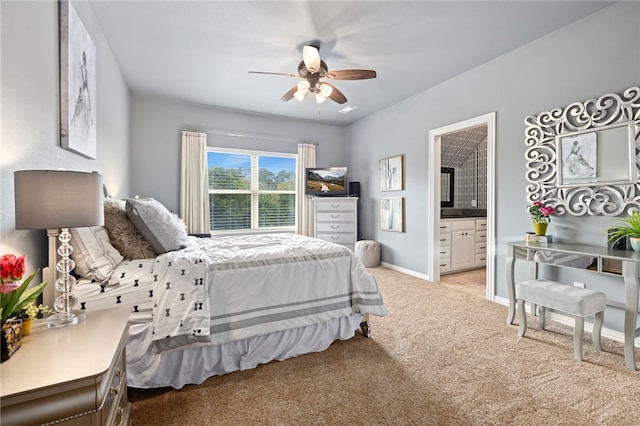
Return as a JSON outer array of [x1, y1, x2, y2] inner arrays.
[[349, 181, 360, 197]]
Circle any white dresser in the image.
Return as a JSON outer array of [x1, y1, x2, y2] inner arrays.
[[313, 197, 358, 251]]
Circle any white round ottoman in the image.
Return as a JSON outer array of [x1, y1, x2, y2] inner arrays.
[[355, 240, 380, 268]]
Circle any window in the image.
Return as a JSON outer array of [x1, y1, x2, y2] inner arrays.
[[207, 148, 297, 233]]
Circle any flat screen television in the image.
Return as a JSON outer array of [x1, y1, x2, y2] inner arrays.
[[305, 167, 348, 196]]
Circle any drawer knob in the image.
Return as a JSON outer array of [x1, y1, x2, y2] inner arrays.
[[331, 225, 339, 229], [109, 385, 120, 396], [331, 214, 340, 219]]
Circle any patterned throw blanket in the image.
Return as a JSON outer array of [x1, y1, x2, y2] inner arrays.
[[151, 246, 211, 352]]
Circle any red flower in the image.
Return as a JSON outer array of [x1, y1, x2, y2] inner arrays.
[[0, 254, 26, 282], [540, 206, 555, 217]]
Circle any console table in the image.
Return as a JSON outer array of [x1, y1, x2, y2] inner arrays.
[[506, 240, 640, 370]]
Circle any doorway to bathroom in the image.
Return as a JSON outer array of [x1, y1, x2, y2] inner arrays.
[[427, 112, 495, 301]]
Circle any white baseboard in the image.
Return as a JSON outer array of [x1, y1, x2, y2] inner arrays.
[[379, 261, 430, 280]]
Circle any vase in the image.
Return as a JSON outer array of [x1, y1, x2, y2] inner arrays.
[[1, 318, 22, 362], [533, 222, 548, 236], [630, 237, 640, 252], [21, 318, 32, 336]]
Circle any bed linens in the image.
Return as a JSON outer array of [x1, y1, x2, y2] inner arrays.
[[71, 233, 387, 388]]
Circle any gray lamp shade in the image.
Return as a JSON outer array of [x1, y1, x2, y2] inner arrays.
[[14, 170, 104, 230]]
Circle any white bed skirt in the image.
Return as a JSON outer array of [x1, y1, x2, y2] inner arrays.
[[127, 314, 363, 389]]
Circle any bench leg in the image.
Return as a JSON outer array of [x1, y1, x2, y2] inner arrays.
[[538, 305, 546, 330], [517, 299, 527, 337], [593, 311, 604, 351], [574, 316, 585, 361]]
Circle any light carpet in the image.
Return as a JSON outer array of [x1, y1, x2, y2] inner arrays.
[[129, 266, 640, 425]]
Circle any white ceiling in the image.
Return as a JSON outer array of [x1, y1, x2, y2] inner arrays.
[[89, 1, 614, 126]]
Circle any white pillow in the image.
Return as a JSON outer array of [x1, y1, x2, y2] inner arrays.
[[70, 226, 124, 283], [125, 198, 191, 254]]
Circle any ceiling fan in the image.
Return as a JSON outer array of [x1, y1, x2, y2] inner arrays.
[[249, 44, 377, 105]]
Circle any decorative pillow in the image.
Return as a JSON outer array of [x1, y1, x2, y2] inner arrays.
[[103, 198, 157, 260], [125, 198, 192, 254], [69, 226, 124, 283]]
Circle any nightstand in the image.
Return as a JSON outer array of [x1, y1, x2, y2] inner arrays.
[[0, 306, 131, 425]]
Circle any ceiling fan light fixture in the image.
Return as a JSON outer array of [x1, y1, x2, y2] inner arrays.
[[297, 80, 310, 93], [293, 90, 305, 102], [294, 80, 310, 101], [319, 83, 333, 97], [315, 93, 327, 104], [302, 45, 321, 73]]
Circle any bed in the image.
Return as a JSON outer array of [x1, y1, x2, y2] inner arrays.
[[68, 198, 387, 389]]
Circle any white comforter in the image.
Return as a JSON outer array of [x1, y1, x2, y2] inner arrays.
[[150, 233, 386, 352]]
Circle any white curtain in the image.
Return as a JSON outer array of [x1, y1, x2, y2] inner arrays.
[[180, 130, 210, 234], [296, 143, 316, 236]]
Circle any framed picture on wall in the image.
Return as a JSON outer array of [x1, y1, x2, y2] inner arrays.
[[379, 197, 404, 232], [559, 131, 597, 182], [379, 155, 404, 191], [59, 0, 97, 159]]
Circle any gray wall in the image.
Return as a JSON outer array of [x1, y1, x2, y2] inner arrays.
[[0, 1, 130, 276], [129, 95, 350, 213], [347, 2, 639, 330]]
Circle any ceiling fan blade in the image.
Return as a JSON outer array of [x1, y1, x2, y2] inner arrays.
[[325, 69, 377, 80], [248, 71, 300, 78], [280, 86, 298, 102], [324, 83, 347, 104], [302, 45, 321, 73]]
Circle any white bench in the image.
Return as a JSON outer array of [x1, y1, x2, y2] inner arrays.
[[516, 279, 606, 361]]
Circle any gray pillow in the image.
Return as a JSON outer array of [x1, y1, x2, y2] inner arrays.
[[125, 198, 191, 254]]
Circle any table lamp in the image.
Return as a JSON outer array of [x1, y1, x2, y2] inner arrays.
[[14, 170, 104, 328]]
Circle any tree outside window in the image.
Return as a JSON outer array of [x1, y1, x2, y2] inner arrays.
[[207, 149, 296, 232]]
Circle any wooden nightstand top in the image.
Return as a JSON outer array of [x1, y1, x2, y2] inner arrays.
[[0, 306, 130, 399]]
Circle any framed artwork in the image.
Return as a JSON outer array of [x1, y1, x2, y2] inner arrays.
[[559, 131, 597, 182], [379, 155, 404, 191], [59, 0, 97, 159], [379, 197, 404, 232]]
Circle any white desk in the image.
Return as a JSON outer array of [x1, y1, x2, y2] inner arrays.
[[506, 240, 640, 370]]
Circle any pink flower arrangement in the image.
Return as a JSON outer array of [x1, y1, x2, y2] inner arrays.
[[528, 201, 555, 224], [0, 254, 47, 327]]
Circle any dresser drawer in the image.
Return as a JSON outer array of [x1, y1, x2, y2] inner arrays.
[[439, 258, 451, 272], [475, 231, 487, 242], [316, 222, 355, 233], [475, 253, 487, 265], [439, 246, 450, 259], [315, 200, 356, 212], [100, 349, 128, 426], [451, 220, 475, 231], [315, 233, 356, 245], [475, 242, 487, 254], [439, 221, 451, 234], [316, 212, 355, 222], [475, 219, 487, 231]]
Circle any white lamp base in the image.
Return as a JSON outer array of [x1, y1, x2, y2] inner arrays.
[[47, 310, 87, 328]]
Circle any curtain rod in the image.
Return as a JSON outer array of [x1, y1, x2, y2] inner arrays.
[[182, 128, 318, 145]]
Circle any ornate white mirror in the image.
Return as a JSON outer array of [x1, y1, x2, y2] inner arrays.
[[525, 86, 640, 216]]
